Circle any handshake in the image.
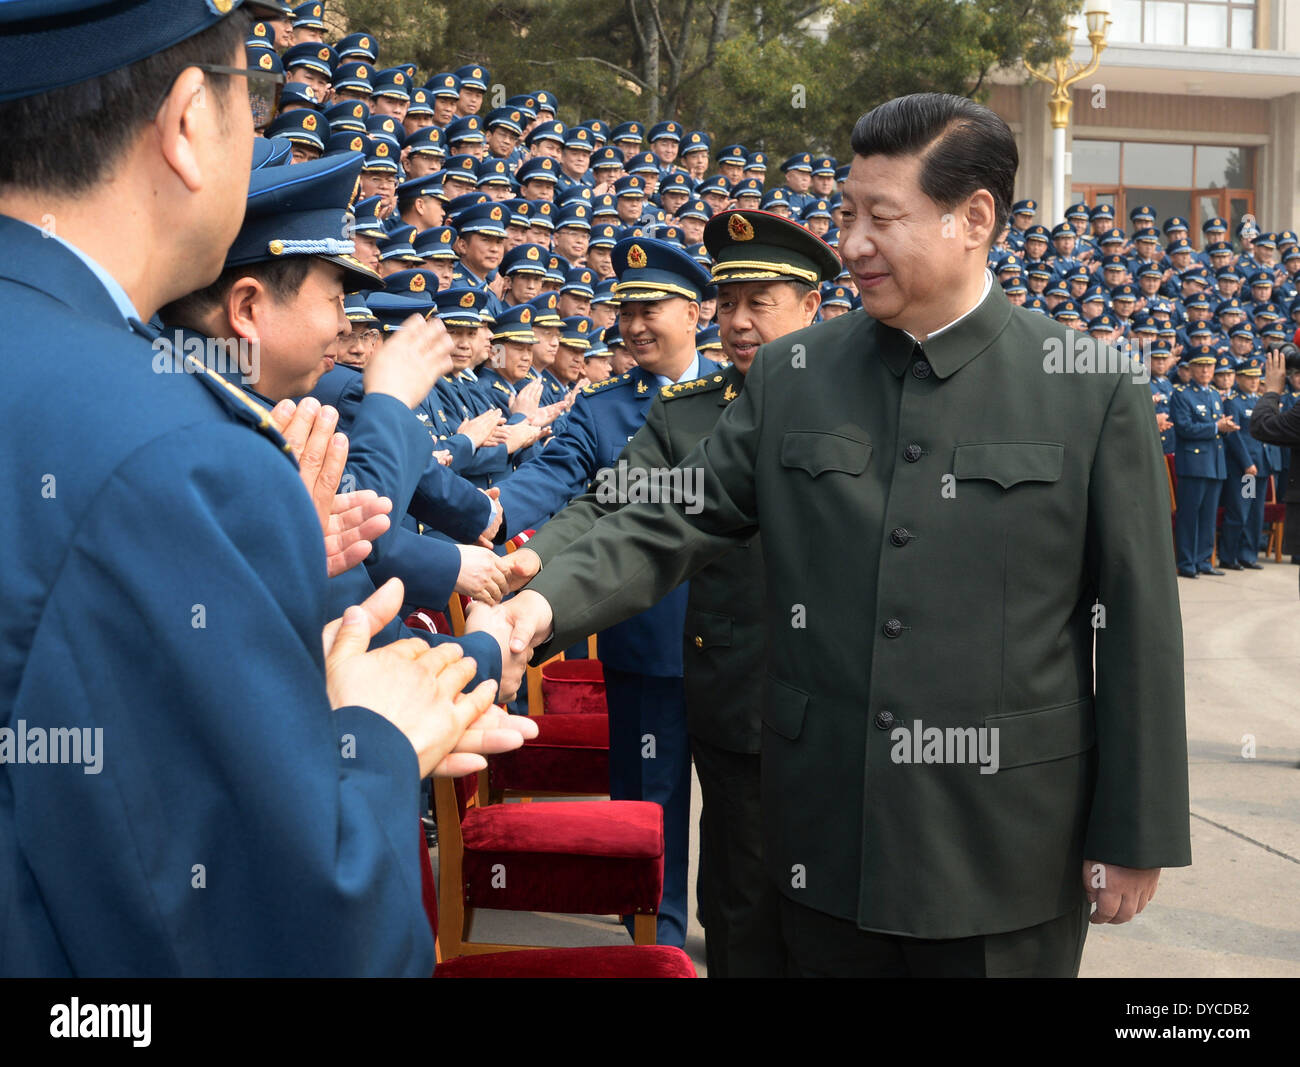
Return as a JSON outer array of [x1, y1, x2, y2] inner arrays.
[[463, 548, 555, 703]]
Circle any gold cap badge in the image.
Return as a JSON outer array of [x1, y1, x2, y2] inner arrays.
[[728, 215, 755, 241]]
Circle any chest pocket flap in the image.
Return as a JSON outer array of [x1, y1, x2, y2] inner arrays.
[[952, 441, 1063, 489], [781, 430, 871, 478]]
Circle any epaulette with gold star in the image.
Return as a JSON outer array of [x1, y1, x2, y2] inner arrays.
[[582, 372, 632, 396], [492, 381, 513, 395], [660, 373, 728, 401]]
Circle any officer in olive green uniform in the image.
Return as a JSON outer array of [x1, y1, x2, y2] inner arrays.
[[521, 211, 840, 976], [520, 240, 1191, 977]]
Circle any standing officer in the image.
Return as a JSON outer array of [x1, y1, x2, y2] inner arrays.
[[502, 210, 841, 976], [1220, 357, 1270, 569], [487, 95, 1191, 977], [485, 239, 721, 949], [1172, 346, 1238, 577]]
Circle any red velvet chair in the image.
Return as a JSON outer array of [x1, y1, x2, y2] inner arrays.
[[418, 824, 694, 978], [434, 771, 665, 958], [486, 652, 610, 803]]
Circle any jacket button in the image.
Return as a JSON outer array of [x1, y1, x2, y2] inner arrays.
[[883, 618, 903, 638], [912, 359, 932, 379], [903, 444, 923, 462], [890, 527, 910, 547], [874, 709, 895, 730], [693, 635, 703, 648]]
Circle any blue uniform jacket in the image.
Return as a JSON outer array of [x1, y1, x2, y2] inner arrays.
[[310, 364, 492, 544], [0, 217, 435, 976], [497, 360, 720, 676], [1223, 389, 1270, 473], [1170, 382, 1228, 479]]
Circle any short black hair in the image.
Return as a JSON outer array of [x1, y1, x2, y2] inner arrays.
[[157, 256, 313, 331], [850, 93, 1017, 240], [0, 10, 250, 196]]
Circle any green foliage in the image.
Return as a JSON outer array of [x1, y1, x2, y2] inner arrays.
[[332, 0, 1076, 162]]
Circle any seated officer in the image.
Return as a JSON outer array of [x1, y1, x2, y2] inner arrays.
[[1171, 347, 1239, 577]]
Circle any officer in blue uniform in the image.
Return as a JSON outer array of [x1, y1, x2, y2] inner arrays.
[[0, 0, 512, 977], [1171, 347, 1238, 577], [495, 239, 721, 948], [1220, 357, 1270, 569], [1149, 341, 1178, 455]]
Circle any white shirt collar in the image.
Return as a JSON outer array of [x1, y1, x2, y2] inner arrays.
[[903, 269, 994, 346], [654, 352, 701, 389]]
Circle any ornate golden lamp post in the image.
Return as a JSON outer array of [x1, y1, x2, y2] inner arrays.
[[1024, 0, 1111, 220]]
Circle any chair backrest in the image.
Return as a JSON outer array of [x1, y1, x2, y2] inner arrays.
[[446, 594, 468, 636], [540, 657, 607, 715]]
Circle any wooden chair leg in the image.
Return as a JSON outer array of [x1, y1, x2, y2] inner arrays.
[[632, 913, 657, 946]]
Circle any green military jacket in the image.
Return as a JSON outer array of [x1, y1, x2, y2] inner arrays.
[[527, 362, 764, 753], [528, 285, 1192, 939]]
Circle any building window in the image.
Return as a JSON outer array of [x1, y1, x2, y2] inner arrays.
[[1099, 0, 1253, 48], [1072, 139, 1256, 238]]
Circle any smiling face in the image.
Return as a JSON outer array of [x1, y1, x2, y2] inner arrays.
[[617, 297, 698, 377], [838, 152, 994, 337], [245, 260, 348, 401], [715, 280, 821, 373]]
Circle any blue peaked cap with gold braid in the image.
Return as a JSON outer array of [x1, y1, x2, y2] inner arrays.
[[0, 0, 246, 101], [224, 151, 380, 290], [612, 237, 711, 303]]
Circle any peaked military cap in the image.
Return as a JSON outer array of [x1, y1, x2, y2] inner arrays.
[[251, 135, 293, 170], [681, 131, 712, 154], [279, 82, 322, 111], [266, 109, 326, 151], [224, 152, 378, 290], [284, 42, 337, 79], [0, 0, 256, 101], [369, 292, 434, 332], [431, 286, 486, 327], [649, 120, 683, 143], [501, 243, 551, 277], [611, 121, 644, 144], [559, 316, 594, 349], [612, 237, 713, 302], [325, 99, 370, 131], [338, 31, 378, 63], [405, 126, 446, 157], [703, 209, 841, 289], [333, 62, 374, 94], [412, 226, 458, 260], [526, 120, 567, 147], [384, 269, 441, 299], [716, 143, 748, 166], [446, 115, 485, 145], [454, 64, 489, 91], [493, 304, 537, 344], [427, 72, 462, 98]]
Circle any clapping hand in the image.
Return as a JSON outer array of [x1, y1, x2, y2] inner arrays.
[[323, 578, 537, 777], [270, 397, 392, 577]]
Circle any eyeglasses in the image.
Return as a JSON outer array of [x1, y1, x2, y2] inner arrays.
[[190, 63, 286, 131]]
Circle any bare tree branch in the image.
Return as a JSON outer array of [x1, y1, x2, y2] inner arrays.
[[627, 0, 647, 52], [647, 0, 679, 69], [526, 55, 653, 92]]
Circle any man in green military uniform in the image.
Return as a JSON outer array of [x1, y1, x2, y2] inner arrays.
[[504, 210, 839, 976], [487, 94, 1191, 977]]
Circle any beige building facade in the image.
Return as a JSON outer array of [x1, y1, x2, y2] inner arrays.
[[992, 0, 1300, 235]]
